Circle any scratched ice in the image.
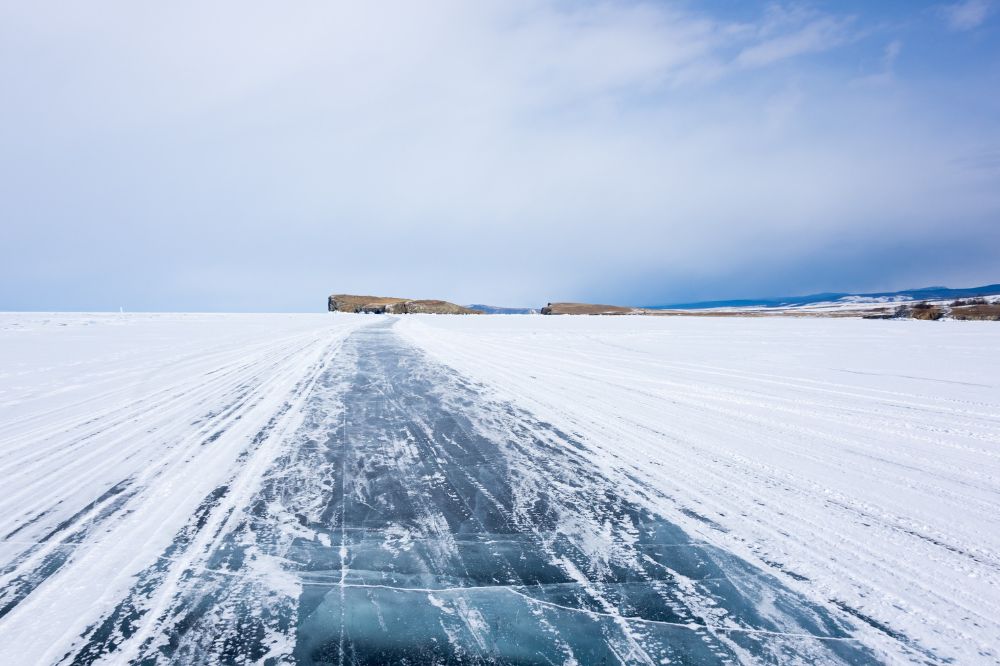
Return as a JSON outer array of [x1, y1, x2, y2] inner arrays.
[[103, 322, 870, 664], [16, 320, 879, 664]]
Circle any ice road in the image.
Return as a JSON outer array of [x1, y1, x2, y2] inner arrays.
[[1, 313, 998, 664]]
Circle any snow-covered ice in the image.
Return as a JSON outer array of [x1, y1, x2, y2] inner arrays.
[[398, 314, 1000, 664], [1, 312, 998, 664]]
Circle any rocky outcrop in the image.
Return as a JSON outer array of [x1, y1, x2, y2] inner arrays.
[[541, 302, 639, 315], [863, 300, 1000, 321], [328, 294, 481, 315], [400, 300, 481, 314], [909, 303, 946, 320], [328, 295, 406, 313], [949, 300, 1000, 321]]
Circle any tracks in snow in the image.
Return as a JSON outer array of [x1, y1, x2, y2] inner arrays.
[[395, 317, 1000, 664], [4, 314, 966, 663], [10, 319, 877, 664], [0, 314, 363, 664]]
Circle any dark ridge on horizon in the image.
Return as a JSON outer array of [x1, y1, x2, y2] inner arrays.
[[643, 283, 1000, 310]]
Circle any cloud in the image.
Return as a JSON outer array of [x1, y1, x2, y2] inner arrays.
[[735, 15, 854, 68], [0, 1, 998, 310], [942, 0, 993, 30], [853, 39, 903, 86], [884, 39, 904, 65]]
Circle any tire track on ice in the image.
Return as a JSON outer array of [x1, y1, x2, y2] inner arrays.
[[0, 319, 363, 665], [4, 318, 891, 664], [396, 319, 999, 663], [0, 335, 328, 622], [59, 336, 348, 665], [64, 319, 877, 665]]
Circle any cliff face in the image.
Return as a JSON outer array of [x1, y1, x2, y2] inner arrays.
[[540, 302, 639, 315], [951, 303, 1000, 320], [328, 294, 481, 315], [328, 295, 406, 313], [401, 300, 480, 314]]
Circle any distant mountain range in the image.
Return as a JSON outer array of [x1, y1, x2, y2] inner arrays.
[[647, 284, 1000, 310], [327, 285, 1000, 317]]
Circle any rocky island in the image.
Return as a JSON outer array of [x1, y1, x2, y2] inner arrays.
[[328, 294, 481, 315], [540, 302, 641, 315]]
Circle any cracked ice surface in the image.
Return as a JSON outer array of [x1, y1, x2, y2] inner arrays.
[[1, 313, 997, 663], [397, 314, 1000, 664]]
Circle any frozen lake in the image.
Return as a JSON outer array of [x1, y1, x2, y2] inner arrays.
[[1, 313, 998, 664]]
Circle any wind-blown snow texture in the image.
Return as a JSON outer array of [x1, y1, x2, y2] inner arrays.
[[1, 313, 997, 664]]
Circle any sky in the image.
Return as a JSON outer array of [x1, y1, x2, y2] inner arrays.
[[2, 0, 999, 311]]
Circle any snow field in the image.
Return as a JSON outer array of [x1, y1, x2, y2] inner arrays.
[[397, 314, 1000, 663], [0, 312, 365, 663]]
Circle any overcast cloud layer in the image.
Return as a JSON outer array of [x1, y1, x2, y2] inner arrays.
[[2, 0, 999, 311]]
